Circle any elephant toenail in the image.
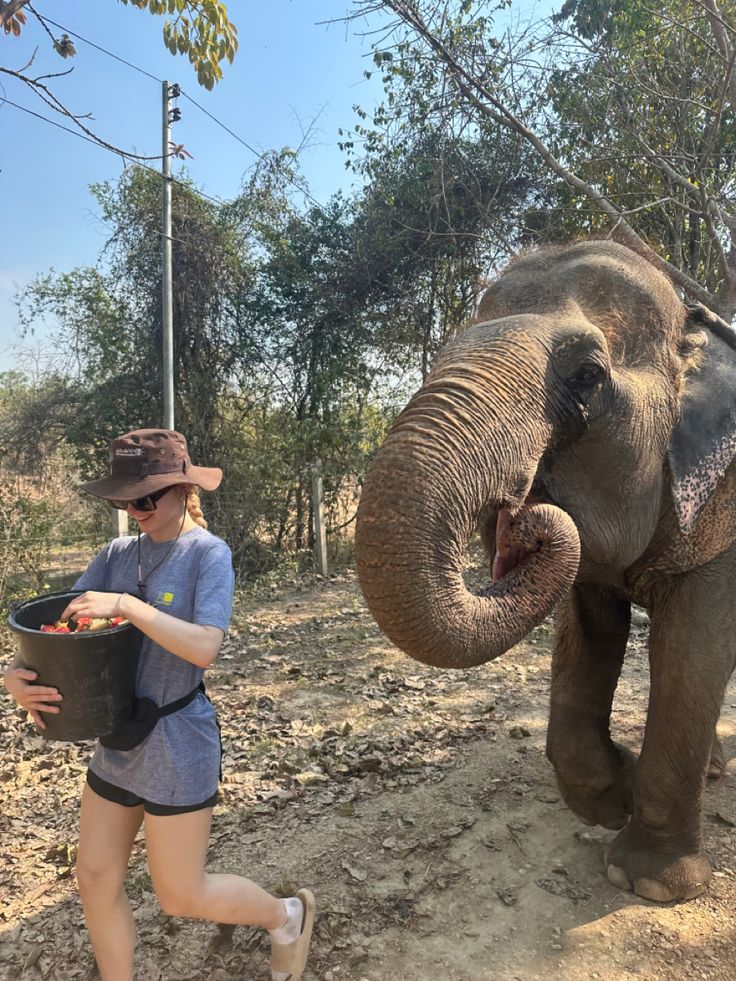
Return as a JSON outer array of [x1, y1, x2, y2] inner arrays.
[[633, 878, 673, 902], [606, 865, 631, 890], [683, 881, 708, 900]]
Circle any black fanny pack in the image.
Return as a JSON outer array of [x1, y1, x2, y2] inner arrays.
[[100, 682, 204, 752]]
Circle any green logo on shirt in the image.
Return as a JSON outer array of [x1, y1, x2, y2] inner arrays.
[[156, 591, 175, 606]]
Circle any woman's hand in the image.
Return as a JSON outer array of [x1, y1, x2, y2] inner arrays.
[[60, 591, 124, 622], [3, 666, 61, 730]]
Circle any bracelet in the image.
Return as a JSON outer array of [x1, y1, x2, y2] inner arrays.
[[117, 593, 128, 615]]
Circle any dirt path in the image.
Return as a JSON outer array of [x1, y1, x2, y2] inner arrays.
[[1, 571, 735, 980]]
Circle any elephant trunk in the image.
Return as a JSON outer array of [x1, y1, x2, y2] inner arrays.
[[355, 337, 581, 668]]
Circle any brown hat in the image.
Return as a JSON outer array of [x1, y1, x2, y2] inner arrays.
[[79, 429, 222, 501]]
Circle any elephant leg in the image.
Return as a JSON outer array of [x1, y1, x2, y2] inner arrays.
[[546, 585, 633, 830], [606, 557, 736, 902]]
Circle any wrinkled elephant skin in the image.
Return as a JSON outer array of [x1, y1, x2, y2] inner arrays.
[[355, 241, 736, 903]]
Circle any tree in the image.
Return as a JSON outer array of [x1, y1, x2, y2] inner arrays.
[[350, 131, 531, 375], [1, 1, 238, 159], [19, 165, 254, 473], [14, 158, 396, 575], [343, 33, 542, 376], [0, 371, 99, 610], [243, 187, 380, 551], [350, 0, 736, 318], [543, 0, 736, 309]]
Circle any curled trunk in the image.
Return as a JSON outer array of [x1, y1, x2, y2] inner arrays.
[[355, 338, 581, 668]]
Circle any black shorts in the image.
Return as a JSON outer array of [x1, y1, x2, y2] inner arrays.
[[87, 768, 219, 816]]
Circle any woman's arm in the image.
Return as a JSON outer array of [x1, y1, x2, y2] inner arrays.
[[3, 653, 62, 729], [60, 592, 224, 670], [2, 540, 116, 726]]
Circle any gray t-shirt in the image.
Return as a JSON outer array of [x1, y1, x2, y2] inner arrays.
[[73, 525, 234, 805]]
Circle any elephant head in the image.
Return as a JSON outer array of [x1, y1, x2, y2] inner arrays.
[[355, 240, 736, 668]]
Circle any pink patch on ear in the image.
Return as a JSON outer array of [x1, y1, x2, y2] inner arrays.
[[672, 479, 706, 533], [672, 431, 736, 533]]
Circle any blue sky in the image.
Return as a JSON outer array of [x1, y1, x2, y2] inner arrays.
[[0, 0, 554, 371]]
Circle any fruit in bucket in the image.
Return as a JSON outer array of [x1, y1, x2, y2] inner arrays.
[[39, 616, 127, 634]]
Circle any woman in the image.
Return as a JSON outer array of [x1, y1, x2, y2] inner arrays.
[[3, 429, 315, 981]]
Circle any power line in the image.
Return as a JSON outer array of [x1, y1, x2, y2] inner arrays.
[[179, 90, 263, 163], [41, 15, 163, 85], [3, 97, 126, 153], [31, 13, 332, 214], [2, 101, 261, 273], [6, 94, 500, 271], [33, 12, 736, 228], [178, 88, 329, 213], [2, 98, 228, 211]]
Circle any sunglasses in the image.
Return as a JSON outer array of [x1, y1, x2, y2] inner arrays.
[[107, 486, 174, 512]]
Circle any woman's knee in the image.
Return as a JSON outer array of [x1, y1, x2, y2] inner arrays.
[[76, 856, 126, 902], [153, 876, 206, 918]]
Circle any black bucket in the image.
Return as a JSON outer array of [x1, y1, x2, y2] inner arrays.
[[7, 590, 143, 742]]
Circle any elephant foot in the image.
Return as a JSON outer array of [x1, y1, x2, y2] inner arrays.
[[551, 740, 635, 831], [605, 825, 710, 902], [707, 735, 726, 780]]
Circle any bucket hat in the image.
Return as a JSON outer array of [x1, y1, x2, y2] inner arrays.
[[79, 429, 222, 501]]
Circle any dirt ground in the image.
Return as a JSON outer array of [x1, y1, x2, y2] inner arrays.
[[1, 567, 735, 980]]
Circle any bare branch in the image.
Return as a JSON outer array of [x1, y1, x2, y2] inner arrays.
[[26, 2, 56, 45], [0, 66, 163, 161], [376, 0, 722, 310], [699, 0, 736, 105], [32, 66, 75, 84], [17, 45, 38, 74], [638, 2, 722, 60]]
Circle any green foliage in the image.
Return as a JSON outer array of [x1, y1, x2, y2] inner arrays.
[[20, 167, 254, 478], [2, 1, 236, 88], [545, 0, 736, 297], [361, 0, 736, 313], [351, 128, 535, 373], [120, 0, 239, 89], [554, 0, 628, 40], [13, 157, 398, 578], [235, 179, 397, 555], [344, 3, 548, 369], [0, 406, 104, 611], [0, 482, 56, 608]]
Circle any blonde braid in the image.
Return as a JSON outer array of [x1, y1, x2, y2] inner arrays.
[[186, 487, 208, 528]]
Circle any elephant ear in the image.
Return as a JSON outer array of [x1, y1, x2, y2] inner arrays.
[[668, 302, 736, 533]]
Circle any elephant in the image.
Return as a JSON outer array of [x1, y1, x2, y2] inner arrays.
[[355, 239, 736, 904]]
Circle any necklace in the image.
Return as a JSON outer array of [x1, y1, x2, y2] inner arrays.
[[136, 510, 186, 599]]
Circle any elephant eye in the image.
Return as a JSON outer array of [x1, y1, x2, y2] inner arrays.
[[568, 362, 606, 405]]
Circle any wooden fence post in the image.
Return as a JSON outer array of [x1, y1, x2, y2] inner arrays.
[[113, 509, 129, 539], [311, 460, 328, 577]]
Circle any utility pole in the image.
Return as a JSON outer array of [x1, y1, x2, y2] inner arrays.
[[114, 81, 179, 540], [162, 81, 180, 430]]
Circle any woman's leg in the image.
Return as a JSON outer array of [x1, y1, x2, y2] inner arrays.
[[146, 808, 314, 980], [76, 783, 144, 981], [144, 807, 286, 927]]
